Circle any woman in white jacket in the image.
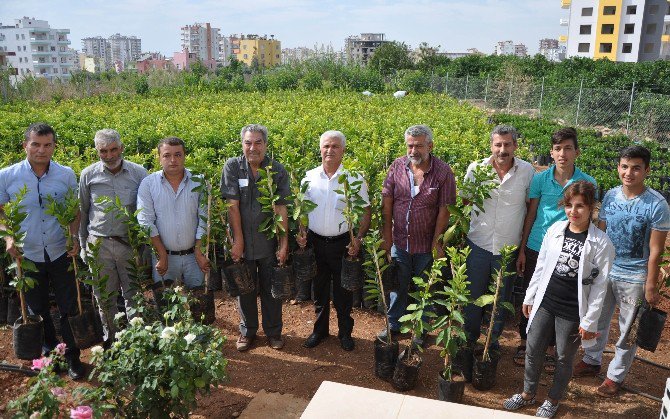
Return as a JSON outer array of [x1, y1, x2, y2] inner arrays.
[[503, 181, 614, 418]]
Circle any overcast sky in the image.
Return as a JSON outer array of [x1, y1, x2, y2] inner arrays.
[[1, 0, 566, 55]]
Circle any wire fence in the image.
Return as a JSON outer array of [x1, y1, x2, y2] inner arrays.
[[430, 75, 670, 144]]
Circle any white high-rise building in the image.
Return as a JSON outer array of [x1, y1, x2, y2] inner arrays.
[[661, 9, 670, 59], [82, 36, 111, 70], [495, 40, 528, 57], [108, 33, 142, 69], [561, 0, 669, 62], [0, 17, 74, 82], [180, 23, 224, 63]]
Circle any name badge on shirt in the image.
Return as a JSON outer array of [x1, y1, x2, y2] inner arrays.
[[413, 185, 420, 196], [238, 179, 249, 188]]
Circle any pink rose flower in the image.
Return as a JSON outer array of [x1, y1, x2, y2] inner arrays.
[[31, 357, 52, 371], [55, 343, 67, 356], [70, 406, 93, 419], [51, 387, 67, 398]]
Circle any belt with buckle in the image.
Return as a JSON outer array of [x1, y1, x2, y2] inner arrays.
[[309, 231, 349, 243], [167, 247, 195, 256]]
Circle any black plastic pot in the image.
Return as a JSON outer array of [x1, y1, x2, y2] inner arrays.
[[0, 293, 7, 326], [382, 260, 399, 294], [438, 371, 466, 404], [392, 347, 423, 392], [223, 261, 255, 297], [69, 305, 103, 350], [208, 265, 223, 292], [472, 347, 500, 391], [189, 287, 215, 325], [293, 247, 316, 284], [374, 337, 399, 381], [271, 265, 295, 299], [50, 304, 62, 339], [13, 315, 44, 360], [7, 293, 21, 325], [452, 345, 474, 382], [637, 304, 667, 352], [341, 256, 362, 291]]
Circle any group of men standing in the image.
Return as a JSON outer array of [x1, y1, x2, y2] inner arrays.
[[1, 121, 667, 402]]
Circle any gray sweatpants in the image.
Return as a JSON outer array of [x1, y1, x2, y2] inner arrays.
[[524, 306, 581, 401]]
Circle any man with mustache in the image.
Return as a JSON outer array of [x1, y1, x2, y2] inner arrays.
[[79, 129, 148, 346], [379, 124, 456, 342], [461, 125, 534, 365], [221, 124, 290, 352], [298, 130, 371, 351]]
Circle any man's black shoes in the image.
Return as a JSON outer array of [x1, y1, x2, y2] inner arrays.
[[302, 333, 328, 348], [68, 358, 85, 380], [340, 336, 355, 351]]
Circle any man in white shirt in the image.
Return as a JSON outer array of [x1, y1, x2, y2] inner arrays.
[[298, 130, 371, 351], [462, 125, 534, 352]]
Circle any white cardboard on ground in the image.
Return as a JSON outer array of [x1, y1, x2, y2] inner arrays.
[[301, 381, 529, 419]]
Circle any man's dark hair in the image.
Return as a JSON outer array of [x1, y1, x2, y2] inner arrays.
[[157, 137, 187, 154], [619, 145, 651, 168], [551, 127, 578, 149], [24, 123, 57, 143]]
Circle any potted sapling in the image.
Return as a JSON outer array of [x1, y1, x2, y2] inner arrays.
[[290, 179, 317, 296], [471, 244, 517, 391], [188, 175, 215, 324], [218, 198, 254, 297], [363, 231, 398, 381], [258, 165, 293, 299], [46, 187, 101, 349], [335, 171, 367, 292], [634, 244, 670, 352], [205, 195, 226, 292], [1, 186, 43, 360], [433, 247, 471, 403], [392, 259, 442, 392]]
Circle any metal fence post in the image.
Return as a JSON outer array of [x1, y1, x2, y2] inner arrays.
[[538, 77, 545, 117], [506, 77, 514, 111], [445, 73, 449, 95], [484, 75, 490, 106], [575, 78, 584, 125], [464, 75, 469, 100], [625, 81, 636, 136]]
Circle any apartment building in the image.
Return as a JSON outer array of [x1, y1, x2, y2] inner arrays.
[[181, 23, 227, 63], [561, 0, 670, 62], [0, 17, 74, 82], [82, 36, 111, 70], [539, 38, 567, 61], [237, 34, 281, 67], [662, 9, 670, 58], [108, 33, 142, 69], [344, 33, 387, 65], [495, 40, 528, 57]]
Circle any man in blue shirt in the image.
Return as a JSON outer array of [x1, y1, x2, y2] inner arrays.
[[515, 128, 596, 365], [0, 123, 84, 380], [574, 145, 670, 397]]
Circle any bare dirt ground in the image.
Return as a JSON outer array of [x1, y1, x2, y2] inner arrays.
[[1, 292, 668, 418]]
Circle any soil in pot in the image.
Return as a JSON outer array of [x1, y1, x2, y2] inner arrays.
[[189, 287, 216, 325], [208, 264, 223, 292], [69, 305, 103, 350], [341, 255, 362, 292], [374, 337, 399, 381], [637, 305, 667, 352], [50, 303, 62, 340], [271, 264, 295, 299], [293, 247, 316, 284], [438, 371, 466, 404], [0, 293, 7, 326], [472, 346, 500, 391], [13, 315, 45, 360], [7, 293, 21, 325], [223, 261, 255, 297], [452, 345, 474, 382], [392, 347, 423, 392]]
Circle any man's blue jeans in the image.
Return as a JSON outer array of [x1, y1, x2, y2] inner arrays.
[[387, 246, 433, 331]]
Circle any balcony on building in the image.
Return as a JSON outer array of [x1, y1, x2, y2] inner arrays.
[[55, 29, 70, 34], [31, 49, 52, 56], [560, 18, 569, 26], [57, 37, 70, 44], [561, 0, 571, 9]]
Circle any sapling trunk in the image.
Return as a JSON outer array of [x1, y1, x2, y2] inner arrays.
[[371, 247, 391, 345], [481, 268, 502, 362], [204, 184, 212, 293], [15, 260, 28, 324]]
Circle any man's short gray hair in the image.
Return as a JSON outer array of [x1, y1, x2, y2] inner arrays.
[[404, 125, 433, 144], [94, 129, 122, 149], [240, 124, 268, 143], [319, 130, 346, 148], [490, 125, 519, 143]]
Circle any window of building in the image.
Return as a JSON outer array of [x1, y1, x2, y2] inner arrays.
[[23, 46, 26, 51], [242, 44, 247, 50], [599, 43, 613, 53], [21, 34, 25, 40], [622, 43, 633, 53], [15, 34, 19, 40], [52, 57, 57, 62], [649, 4, 659, 15], [627, 5, 637, 14], [580, 25, 592, 35], [603, 6, 616, 15], [578, 43, 590, 52], [243, 54, 248, 59], [582, 7, 593, 16], [647, 23, 657, 34], [602, 24, 615, 34], [51, 46, 55, 51], [624, 24, 635, 34], [644, 43, 654, 53]]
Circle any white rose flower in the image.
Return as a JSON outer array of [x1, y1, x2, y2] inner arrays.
[[160, 326, 176, 340], [184, 333, 196, 345], [90, 345, 104, 356], [174, 286, 184, 293], [145, 325, 153, 331], [115, 330, 126, 340], [114, 313, 125, 321], [129, 317, 144, 327]]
